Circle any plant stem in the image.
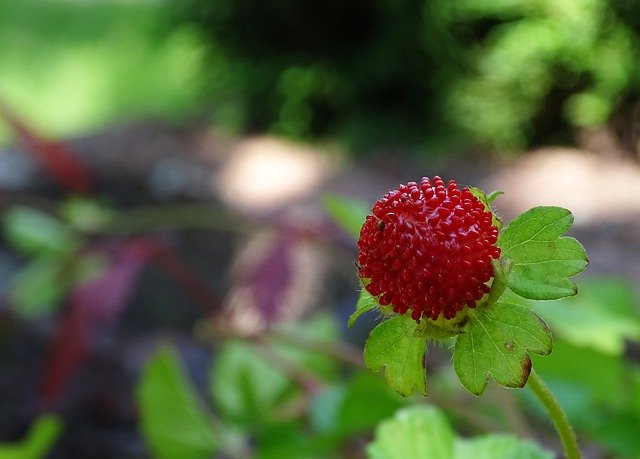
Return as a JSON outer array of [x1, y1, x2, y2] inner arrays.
[[527, 369, 580, 459], [103, 203, 256, 235]]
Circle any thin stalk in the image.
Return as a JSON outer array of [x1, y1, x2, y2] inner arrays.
[[103, 203, 256, 235], [527, 369, 580, 459]]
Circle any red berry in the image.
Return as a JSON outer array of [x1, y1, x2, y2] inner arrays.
[[357, 177, 501, 321]]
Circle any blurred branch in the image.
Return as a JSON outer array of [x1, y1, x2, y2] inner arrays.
[[269, 329, 365, 369], [101, 203, 256, 235]]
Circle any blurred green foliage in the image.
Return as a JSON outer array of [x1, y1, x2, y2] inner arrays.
[[0, 415, 62, 459], [3, 0, 639, 152], [181, 0, 640, 152], [0, 0, 203, 143]]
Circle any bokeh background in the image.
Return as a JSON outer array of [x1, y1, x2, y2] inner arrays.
[[1, 0, 640, 458]]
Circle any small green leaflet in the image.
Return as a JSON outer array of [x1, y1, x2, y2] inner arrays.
[[349, 289, 379, 327], [368, 406, 454, 459], [530, 279, 640, 356], [364, 315, 428, 397], [455, 435, 553, 459], [498, 206, 588, 300], [453, 290, 552, 395], [367, 406, 553, 459]]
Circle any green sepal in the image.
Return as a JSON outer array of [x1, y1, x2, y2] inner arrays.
[[486, 190, 504, 204], [323, 194, 369, 240], [415, 316, 466, 340]]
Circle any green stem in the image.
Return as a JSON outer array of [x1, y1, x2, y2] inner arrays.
[[527, 369, 580, 459]]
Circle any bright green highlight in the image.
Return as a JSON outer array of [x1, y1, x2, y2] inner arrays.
[[367, 405, 553, 459], [530, 279, 640, 355], [0, 0, 203, 144]]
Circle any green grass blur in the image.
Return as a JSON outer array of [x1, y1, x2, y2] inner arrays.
[[0, 0, 204, 144]]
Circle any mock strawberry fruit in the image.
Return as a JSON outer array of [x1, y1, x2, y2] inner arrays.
[[357, 176, 501, 321]]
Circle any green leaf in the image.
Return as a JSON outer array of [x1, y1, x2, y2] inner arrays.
[[323, 194, 369, 240], [367, 406, 455, 459], [416, 319, 463, 340], [367, 406, 554, 459], [4, 207, 79, 256], [211, 340, 293, 424], [454, 290, 552, 395], [137, 346, 218, 459], [529, 279, 640, 355], [498, 206, 588, 300], [10, 256, 70, 317], [310, 371, 407, 437], [455, 435, 553, 459], [0, 415, 63, 459], [531, 340, 626, 410], [271, 313, 340, 381], [364, 315, 427, 397], [349, 288, 379, 327]]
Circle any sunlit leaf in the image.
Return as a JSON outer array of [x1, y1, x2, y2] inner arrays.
[[455, 435, 553, 459], [367, 406, 553, 459], [367, 406, 455, 459], [454, 290, 552, 395], [364, 315, 427, 397], [137, 346, 218, 459], [498, 206, 588, 300], [10, 256, 69, 317]]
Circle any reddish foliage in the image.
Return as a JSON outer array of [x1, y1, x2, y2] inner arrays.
[[38, 238, 220, 409]]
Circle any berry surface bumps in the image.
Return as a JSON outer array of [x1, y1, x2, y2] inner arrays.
[[357, 177, 501, 320]]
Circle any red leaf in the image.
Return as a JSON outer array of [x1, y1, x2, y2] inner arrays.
[[245, 232, 294, 321], [0, 100, 93, 194]]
